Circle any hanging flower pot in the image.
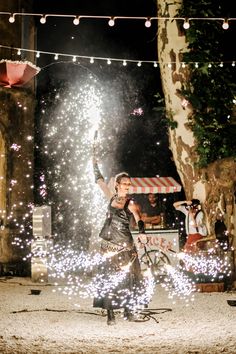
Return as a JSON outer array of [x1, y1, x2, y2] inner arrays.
[[0, 59, 40, 88]]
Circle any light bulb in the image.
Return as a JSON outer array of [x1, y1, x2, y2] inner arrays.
[[90, 57, 94, 64], [137, 61, 142, 67], [40, 16, 46, 24], [153, 62, 158, 67], [36, 52, 40, 58], [17, 49, 21, 55], [145, 18, 151, 28], [54, 54, 59, 60], [107, 59, 111, 65], [73, 17, 80, 25], [183, 19, 190, 29], [72, 56, 76, 62], [9, 14, 15, 23], [108, 18, 115, 27], [123, 60, 127, 66], [222, 19, 229, 30]]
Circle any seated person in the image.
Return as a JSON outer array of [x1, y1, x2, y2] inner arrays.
[[141, 193, 164, 227]]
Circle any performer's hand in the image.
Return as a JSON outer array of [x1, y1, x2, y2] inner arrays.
[[92, 155, 97, 165]]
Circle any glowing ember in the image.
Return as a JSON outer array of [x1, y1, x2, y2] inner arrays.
[[130, 107, 144, 116]]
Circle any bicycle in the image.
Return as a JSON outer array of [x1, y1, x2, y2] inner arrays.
[[140, 243, 171, 280]]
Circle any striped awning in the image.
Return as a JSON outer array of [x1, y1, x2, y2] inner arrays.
[[129, 177, 182, 194]]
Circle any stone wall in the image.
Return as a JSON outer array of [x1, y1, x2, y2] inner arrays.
[[0, 88, 35, 264], [0, 0, 36, 268]]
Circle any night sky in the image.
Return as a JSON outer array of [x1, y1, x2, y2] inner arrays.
[[33, 0, 159, 89], [33, 0, 158, 62], [33, 0, 177, 178]]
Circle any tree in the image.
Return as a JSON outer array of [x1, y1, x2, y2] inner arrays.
[[156, 0, 236, 255]]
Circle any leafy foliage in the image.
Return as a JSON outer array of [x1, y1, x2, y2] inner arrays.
[[177, 0, 236, 167]]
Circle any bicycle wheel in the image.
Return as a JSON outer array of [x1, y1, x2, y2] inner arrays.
[[140, 249, 170, 280]]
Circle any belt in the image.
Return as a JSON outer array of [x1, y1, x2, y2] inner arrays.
[[101, 239, 133, 253]]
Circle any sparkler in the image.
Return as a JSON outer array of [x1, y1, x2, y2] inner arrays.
[[161, 264, 196, 304], [17, 227, 232, 310], [38, 77, 109, 250], [178, 251, 232, 279], [42, 238, 193, 308], [45, 242, 156, 311]]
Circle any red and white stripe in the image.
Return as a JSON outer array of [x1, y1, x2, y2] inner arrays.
[[129, 177, 181, 194]]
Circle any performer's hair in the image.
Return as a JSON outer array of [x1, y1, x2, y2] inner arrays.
[[114, 172, 131, 192], [115, 172, 130, 184]]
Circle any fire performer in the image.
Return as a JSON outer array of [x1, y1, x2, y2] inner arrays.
[[92, 157, 147, 325]]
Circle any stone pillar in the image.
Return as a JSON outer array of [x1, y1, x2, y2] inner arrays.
[[0, 88, 35, 273]]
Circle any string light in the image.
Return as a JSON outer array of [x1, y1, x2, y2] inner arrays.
[[0, 44, 235, 68], [1, 11, 236, 28], [108, 17, 115, 27], [145, 18, 151, 28], [72, 56, 76, 62], [183, 18, 190, 29], [73, 16, 80, 25], [40, 15, 46, 24], [8, 14, 15, 23], [222, 19, 229, 30]]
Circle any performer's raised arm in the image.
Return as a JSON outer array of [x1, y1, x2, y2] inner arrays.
[[93, 158, 113, 200]]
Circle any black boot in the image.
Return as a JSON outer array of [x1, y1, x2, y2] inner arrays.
[[107, 309, 116, 325]]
